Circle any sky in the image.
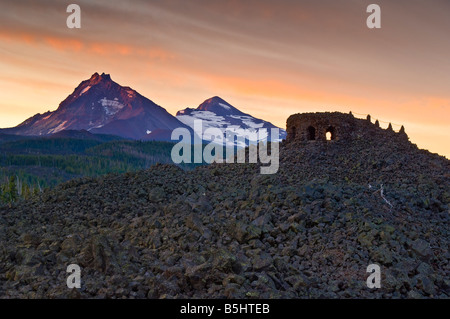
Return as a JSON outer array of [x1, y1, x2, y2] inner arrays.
[[0, 0, 449, 157]]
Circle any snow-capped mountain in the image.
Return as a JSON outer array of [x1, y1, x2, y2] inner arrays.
[[2, 72, 189, 141], [176, 96, 286, 147], [1, 74, 286, 146]]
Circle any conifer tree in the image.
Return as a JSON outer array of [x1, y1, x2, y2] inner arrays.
[[8, 176, 17, 202]]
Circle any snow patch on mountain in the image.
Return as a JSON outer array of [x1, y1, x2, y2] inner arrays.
[[177, 110, 280, 147], [88, 123, 105, 131], [49, 120, 68, 134], [98, 97, 124, 116], [177, 111, 231, 142], [219, 103, 231, 110], [80, 86, 91, 96], [229, 115, 265, 129]]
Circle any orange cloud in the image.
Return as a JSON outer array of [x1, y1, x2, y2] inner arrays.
[[203, 74, 354, 106], [0, 30, 37, 45], [0, 29, 175, 62], [87, 42, 175, 61], [44, 36, 84, 52]]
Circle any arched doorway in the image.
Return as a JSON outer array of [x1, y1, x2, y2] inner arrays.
[[326, 126, 336, 140], [290, 126, 296, 140], [307, 126, 316, 140]]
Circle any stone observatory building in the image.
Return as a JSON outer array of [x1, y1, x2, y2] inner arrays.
[[286, 111, 408, 143]]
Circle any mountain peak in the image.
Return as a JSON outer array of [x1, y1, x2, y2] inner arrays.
[[176, 96, 287, 146], [207, 96, 227, 103], [197, 96, 236, 113], [100, 72, 111, 80], [4, 72, 188, 140], [203, 96, 228, 105], [88, 72, 112, 85]]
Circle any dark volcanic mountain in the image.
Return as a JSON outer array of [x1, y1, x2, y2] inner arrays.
[[177, 96, 287, 147], [2, 73, 188, 141]]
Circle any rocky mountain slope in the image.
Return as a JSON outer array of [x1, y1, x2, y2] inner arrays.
[[177, 96, 286, 147], [0, 114, 448, 299], [1, 74, 286, 146], [1, 73, 189, 141]]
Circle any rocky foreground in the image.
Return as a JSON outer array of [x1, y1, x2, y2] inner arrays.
[[0, 130, 448, 299]]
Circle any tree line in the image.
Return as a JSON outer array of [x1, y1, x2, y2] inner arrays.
[[0, 138, 206, 204]]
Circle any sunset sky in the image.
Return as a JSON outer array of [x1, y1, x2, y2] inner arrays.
[[0, 0, 449, 157]]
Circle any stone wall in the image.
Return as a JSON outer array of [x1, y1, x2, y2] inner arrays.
[[286, 112, 408, 143]]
